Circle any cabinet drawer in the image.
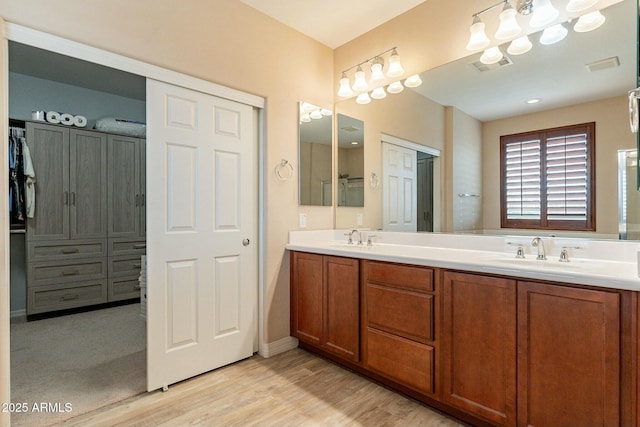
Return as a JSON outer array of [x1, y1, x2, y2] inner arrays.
[[366, 327, 434, 395], [109, 255, 143, 277], [28, 239, 107, 262], [367, 284, 434, 342], [28, 258, 107, 286], [27, 280, 107, 314], [108, 276, 141, 302], [365, 261, 433, 292], [108, 238, 146, 256]]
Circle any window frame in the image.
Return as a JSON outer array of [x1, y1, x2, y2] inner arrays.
[[500, 122, 596, 232]]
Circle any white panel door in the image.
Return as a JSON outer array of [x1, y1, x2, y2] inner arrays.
[[146, 79, 257, 391], [382, 142, 417, 232]]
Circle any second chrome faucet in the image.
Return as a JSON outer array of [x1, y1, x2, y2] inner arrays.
[[531, 237, 547, 260]]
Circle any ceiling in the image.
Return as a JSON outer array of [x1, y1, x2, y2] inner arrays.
[[239, 0, 427, 48]]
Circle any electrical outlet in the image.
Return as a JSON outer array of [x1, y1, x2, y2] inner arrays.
[[299, 213, 307, 228], [357, 213, 363, 226]]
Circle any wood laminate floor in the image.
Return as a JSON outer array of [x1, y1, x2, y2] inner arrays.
[[60, 348, 465, 427]]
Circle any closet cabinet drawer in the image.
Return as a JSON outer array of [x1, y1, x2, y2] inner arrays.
[[108, 276, 141, 301], [109, 255, 143, 277], [365, 261, 434, 292], [108, 238, 146, 256], [28, 258, 107, 286], [28, 280, 107, 314], [28, 239, 107, 262]]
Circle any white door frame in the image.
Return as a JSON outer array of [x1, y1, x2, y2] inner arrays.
[[0, 22, 267, 418]]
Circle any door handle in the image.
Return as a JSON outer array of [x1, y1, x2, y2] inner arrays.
[[60, 293, 80, 301], [71, 192, 76, 206], [64, 191, 69, 205], [61, 270, 79, 276], [242, 238, 250, 247], [61, 248, 79, 254]]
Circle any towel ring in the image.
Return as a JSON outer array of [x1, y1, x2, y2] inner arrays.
[[369, 172, 380, 190], [275, 159, 294, 181]]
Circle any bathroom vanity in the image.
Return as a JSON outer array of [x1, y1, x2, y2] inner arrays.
[[287, 231, 640, 427]]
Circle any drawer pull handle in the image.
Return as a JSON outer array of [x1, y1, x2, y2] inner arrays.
[[60, 293, 80, 301], [61, 248, 79, 254], [133, 244, 146, 249], [133, 263, 142, 268], [61, 270, 79, 276]]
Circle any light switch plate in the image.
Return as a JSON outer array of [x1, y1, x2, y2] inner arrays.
[[357, 213, 363, 226], [299, 213, 307, 228]]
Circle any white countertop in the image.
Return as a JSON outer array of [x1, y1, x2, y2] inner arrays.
[[286, 230, 640, 291]]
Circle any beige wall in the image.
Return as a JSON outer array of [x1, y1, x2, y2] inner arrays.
[[335, 88, 446, 229], [482, 95, 634, 237], [0, 0, 334, 349]]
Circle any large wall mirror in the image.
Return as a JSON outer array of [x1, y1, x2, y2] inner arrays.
[[299, 102, 332, 206], [335, 0, 637, 239], [337, 114, 365, 207]]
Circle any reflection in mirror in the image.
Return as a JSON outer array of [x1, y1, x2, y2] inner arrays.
[[299, 102, 332, 206], [335, 0, 637, 239], [337, 114, 365, 207]]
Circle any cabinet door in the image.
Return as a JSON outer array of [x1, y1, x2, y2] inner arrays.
[[323, 255, 359, 362], [107, 135, 141, 238], [26, 123, 70, 241], [139, 139, 146, 238], [290, 252, 323, 346], [442, 271, 517, 427], [69, 130, 107, 239], [517, 281, 620, 427]]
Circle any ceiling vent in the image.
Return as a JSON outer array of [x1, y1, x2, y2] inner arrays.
[[340, 125, 360, 132], [470, 55, 514, 72], [586, 56, 620, 72]]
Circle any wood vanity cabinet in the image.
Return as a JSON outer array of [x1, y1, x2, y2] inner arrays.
[[362, 261, 436, 396], [290, 252, 359, 362], [441, 271, 517, 426]]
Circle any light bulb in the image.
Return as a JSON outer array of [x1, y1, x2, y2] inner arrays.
[[466, 15, 491, 50], [480, 46, 504, 65], [507, 35, 532, 55], [320, 108, 332, 116], [337, 73, 354, 97], [566, 0, 598, 13], [495, 2, 521, 40], [300, 113, 311, 123], [404, 74, 422, 88], [540, 23, 568, 45], [371, 87, 387, 99], [352, 66, 369, 92], [386, 49, 405, 78], [387, 81, 404, 94], [573, 10, 605, 32], [356, 92, 371, 105], [370, 58, 385, 83], [309, 109, 323, 120], [529, 0, 559, 28]]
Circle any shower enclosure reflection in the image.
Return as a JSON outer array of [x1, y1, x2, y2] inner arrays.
[[618, 149, 640, 239]]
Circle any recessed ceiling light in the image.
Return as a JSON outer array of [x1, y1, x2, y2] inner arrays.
[[351, 141, 359, 145], [527, 98, 541, 104]]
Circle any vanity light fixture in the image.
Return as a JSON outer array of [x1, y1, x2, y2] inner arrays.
[[480, 46, 504, 64], [566, 0, 599, 13], [539, 23, 568, 44], [466, 15, 491, 50], [299, 102, 332, 124], [529, 0, 559, 28], [573, 10, 605, 32], [495, 1, 522, 40], [337, 47, 421, 102], [507, 35, 533, 55]]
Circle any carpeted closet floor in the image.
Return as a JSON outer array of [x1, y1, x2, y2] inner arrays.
[[10, 303, 146, 427]]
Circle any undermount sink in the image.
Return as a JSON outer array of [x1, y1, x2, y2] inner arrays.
[[488, 256, 582, 270]]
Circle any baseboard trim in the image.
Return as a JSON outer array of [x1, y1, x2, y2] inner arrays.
[[259, 336, 298, 358], [10, 309, 26, 319]]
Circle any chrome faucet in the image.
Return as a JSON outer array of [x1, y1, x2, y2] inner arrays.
[[351, 229, 363, 245], [531, 237, 547, 260]]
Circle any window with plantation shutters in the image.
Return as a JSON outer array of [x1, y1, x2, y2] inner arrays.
[[500, 123, 595, 231]]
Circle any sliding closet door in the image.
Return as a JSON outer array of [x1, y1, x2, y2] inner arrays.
[[146, 79, 257, 391]]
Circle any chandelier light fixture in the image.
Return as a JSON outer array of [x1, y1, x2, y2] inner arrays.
[[337, 47, 422, 104], [299, 102, 332, 123], [465, 0, 606, 65]]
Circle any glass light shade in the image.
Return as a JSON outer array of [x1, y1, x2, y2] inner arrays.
[[540, 23, 568, 45], [480, 46, 504, 65], [387, 81, 404, 94], [404, 74, 423, 88], [309, 109, 323, 120], [466, 17, 491, 50], [495, 5, 522, 40], [300, 113, 311, 123], [507, 35, 533, 55], [529, 0, 559, 28], [320, 108, 332, 116], [386, 49, 405, 78], [566, 0, 598, 13], [573, 10, 605, 32], [352, 66, 369, 92], [337, 74, 354, 97], [371, 86, 387, 99], [370, 59, 385, 83], [356, 92, 371, 105]]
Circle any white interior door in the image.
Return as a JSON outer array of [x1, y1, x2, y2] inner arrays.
[[146, 79, 257, 391], [382, 142, 417, 232]]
